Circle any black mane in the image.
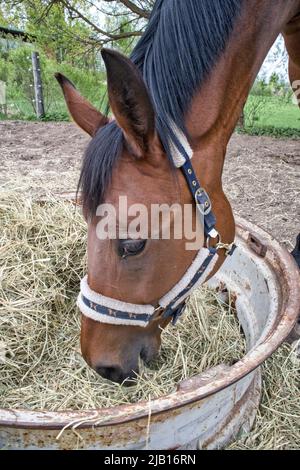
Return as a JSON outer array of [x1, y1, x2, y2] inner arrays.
[[79, 0, 244, 215]]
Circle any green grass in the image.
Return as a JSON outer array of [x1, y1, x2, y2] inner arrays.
[[3, 99, 70, 121], [263, 102, 300, 129], [2, 86, 300, 139], [246, 95, 300, 129], [2, 96, 97, 122], [241, 95, 300, 137], [237, 125, 300, 139], [239, 94, 300, 138]]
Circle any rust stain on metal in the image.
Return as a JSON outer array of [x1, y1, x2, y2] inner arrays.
[[247, 234, 268, 258], [200, 373, 261, 449]]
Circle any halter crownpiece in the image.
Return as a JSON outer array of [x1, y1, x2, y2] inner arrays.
[[77, 122, 236, 327]]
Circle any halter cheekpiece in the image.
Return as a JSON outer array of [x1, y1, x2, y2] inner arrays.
[[77, 122, 236, 327]]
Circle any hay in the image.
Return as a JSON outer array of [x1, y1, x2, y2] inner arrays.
[[0, 192, 299, 449], [0, 192, 245, 408], [227, 342, 300, 450]]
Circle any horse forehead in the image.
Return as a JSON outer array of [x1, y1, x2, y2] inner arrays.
[[107, 160, 176, 207]]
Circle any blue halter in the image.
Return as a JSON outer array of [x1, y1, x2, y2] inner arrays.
[[77, 127, 236, 327]]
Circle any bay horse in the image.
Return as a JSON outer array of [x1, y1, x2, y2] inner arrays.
[[56, 0, 300, 384]]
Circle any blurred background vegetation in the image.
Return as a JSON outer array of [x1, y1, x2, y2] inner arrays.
[[0, 0, 299, 137]]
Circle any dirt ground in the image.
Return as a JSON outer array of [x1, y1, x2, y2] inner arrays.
[[0, 120, 299, 251]]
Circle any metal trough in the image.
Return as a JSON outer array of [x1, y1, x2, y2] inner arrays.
[[0, 216, 299, 450]]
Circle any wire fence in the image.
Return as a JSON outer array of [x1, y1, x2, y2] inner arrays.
[[0, 40, 106, 122], [0, 37, 299, 136]]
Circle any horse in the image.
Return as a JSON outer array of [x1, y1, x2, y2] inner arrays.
[[56, 0, 300, 384]]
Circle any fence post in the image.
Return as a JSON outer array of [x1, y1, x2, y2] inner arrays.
[[0, 80, 7, 116], [237, 107, 245, 129], [31, 51, 45, 119]]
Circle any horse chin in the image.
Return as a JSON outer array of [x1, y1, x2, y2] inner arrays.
[[80, 315, 165, 385], [140, 343, 160, 364]]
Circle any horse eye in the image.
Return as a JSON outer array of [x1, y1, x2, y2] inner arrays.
[[118, 239, 146, 258]]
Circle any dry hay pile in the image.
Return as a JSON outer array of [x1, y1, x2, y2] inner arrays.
[[0, 192, 299, 449]]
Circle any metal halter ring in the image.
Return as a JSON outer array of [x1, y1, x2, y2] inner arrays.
[[206, 233, 221, 250], [207, 233, 234, 256]]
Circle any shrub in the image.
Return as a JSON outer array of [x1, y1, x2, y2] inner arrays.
[[1, 45, 106, 120], [237, 125, 300, 138]]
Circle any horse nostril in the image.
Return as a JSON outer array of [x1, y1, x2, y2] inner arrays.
[[95, 365, 137, 385], [96, 365, 120, 382]]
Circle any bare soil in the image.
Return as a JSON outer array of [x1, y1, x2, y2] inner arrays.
[[0, 120, 299, 250]]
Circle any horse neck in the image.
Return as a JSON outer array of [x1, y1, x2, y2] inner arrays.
[[185, 0, 300, 190]]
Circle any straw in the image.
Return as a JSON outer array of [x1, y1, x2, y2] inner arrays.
[[0, 192, 298, 449]]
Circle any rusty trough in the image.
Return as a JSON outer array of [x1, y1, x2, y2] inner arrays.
[[0, 216, 299, 450]]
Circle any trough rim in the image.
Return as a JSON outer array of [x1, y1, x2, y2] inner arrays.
[[0, 215, 299, 430]]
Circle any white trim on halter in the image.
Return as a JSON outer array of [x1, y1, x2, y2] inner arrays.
[[77, 293, 152, 328], [76, 118, 223, 327], [159, 247, 218, 308], [168, 120, 193, 168], [79, 276, 154, 314], [77, 247, 219, 327]]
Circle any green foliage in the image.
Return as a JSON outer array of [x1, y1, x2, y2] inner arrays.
[[237, 125, 300, 138], [244, 95, 300, 130], [0, 44, 106, 120], [0, 54, 12, 82], [0, 0, 96, 66], [40, 112, 70, 122], [0, 2, 15, 28], [251, 78, 272, 97], [244, 95, 268, 128], [104, 11, 141, 54], [250, 76, 293, 101], [239, 79, 300, 138], [0, 5, 299, 132]]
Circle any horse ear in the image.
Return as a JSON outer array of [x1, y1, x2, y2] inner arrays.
[[55, 73, 108, 136], [101, 49, 155, 158]]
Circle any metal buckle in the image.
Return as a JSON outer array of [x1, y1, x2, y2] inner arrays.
[[195, 188, 212, 216], [206, 233, 235, 256]]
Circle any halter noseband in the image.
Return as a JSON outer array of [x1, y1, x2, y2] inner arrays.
[[77, 123, 235, 327]]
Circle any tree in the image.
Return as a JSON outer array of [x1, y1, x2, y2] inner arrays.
[[0, 1, 154, 52], [0, 1, 97, 64], [58, 0, 153, 46]]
